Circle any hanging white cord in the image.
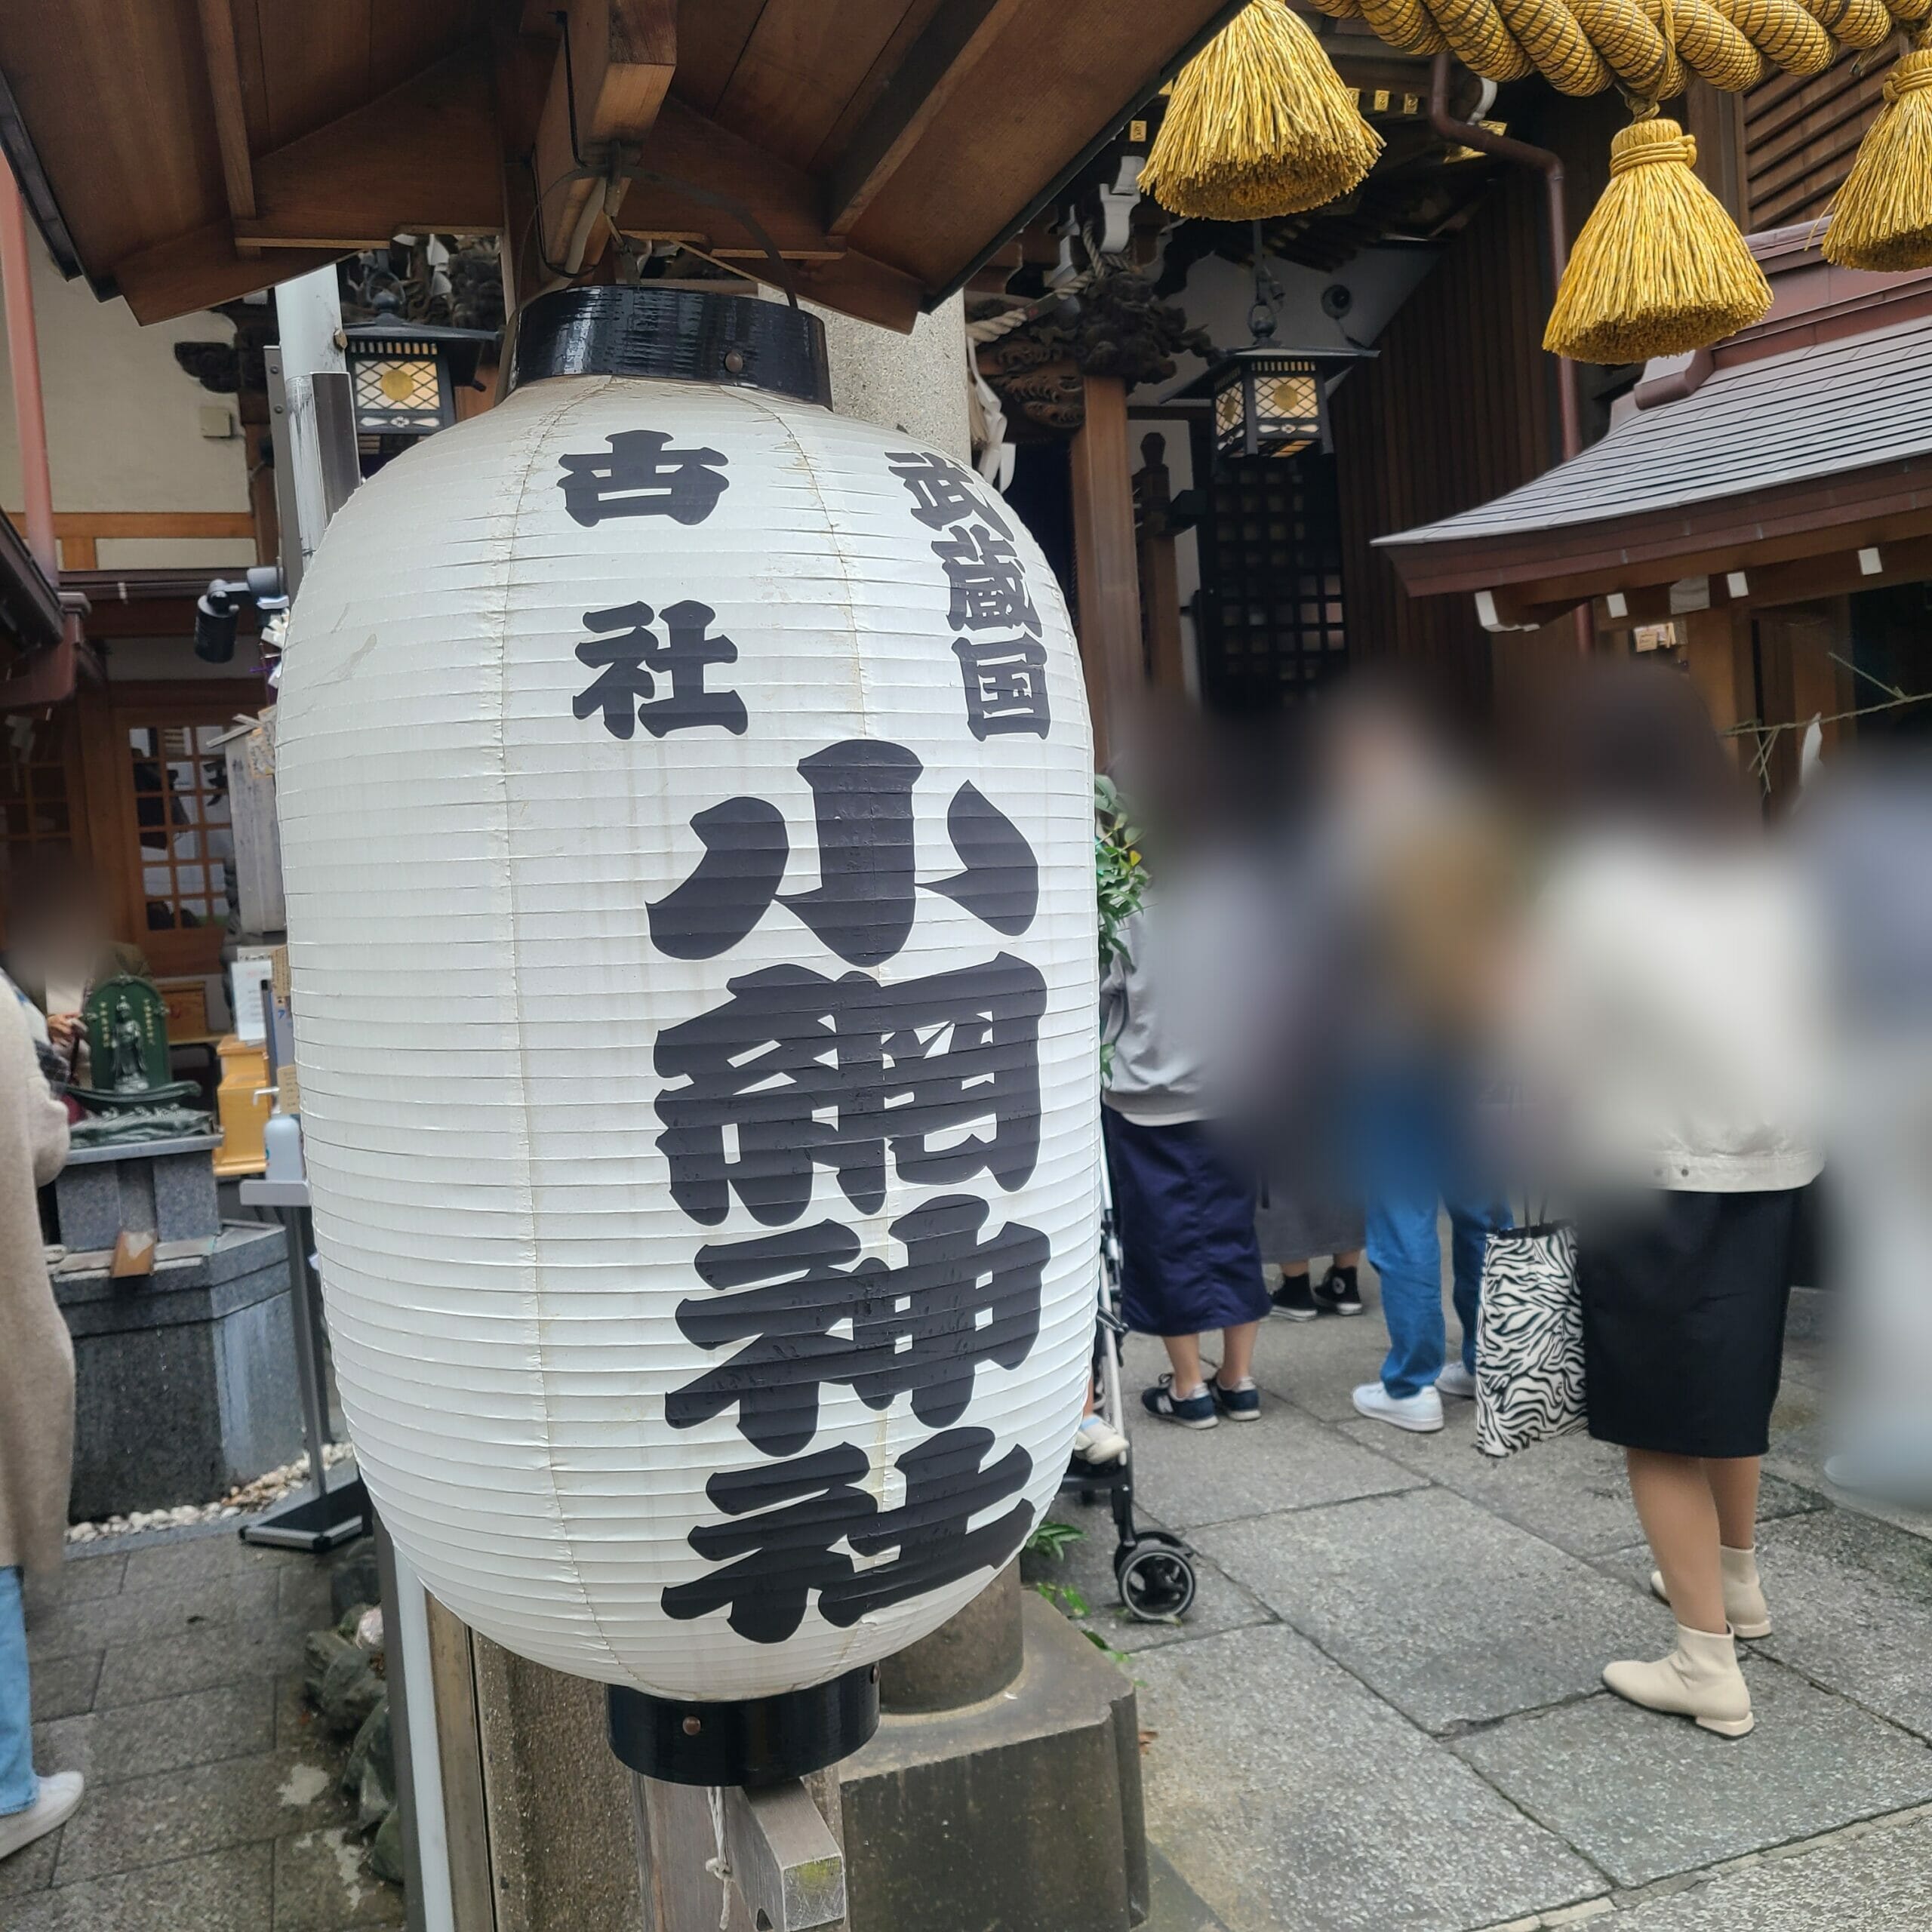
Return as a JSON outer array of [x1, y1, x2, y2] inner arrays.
[[703, 1786, 732, 1932]]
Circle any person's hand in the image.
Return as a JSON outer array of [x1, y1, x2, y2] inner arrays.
[[46, 1011, 80, 1052]]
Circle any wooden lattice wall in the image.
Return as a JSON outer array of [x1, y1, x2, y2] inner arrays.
[[1744, 47, 1894, 230]]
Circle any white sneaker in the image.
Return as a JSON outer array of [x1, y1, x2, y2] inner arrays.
[[0, 1772, 84, 1862], [1352, 1382, 1444, 1433], [1436, 1361, 1477, 1401], [1072, 1414, 1130, 1466]]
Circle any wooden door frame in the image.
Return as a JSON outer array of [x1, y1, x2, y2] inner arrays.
[[88, 678, 265, 976]]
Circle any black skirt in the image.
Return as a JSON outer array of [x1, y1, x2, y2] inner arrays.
[[1578, 1187, 1800, 1459]]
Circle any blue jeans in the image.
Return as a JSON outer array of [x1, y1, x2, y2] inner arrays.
[[1363, 1079, 1512, 1399], [0, 1567, 35, 1815]]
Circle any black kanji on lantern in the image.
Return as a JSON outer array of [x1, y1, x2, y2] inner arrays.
[[660, 1443, 872, 1644], [952, 636, 1051, 742], [557, 429, 729, 527], [647, 740, 1039, 963], [572, 599, 747, 740], [666, 1195, 1048, 1454], [821, 1427, 1033, 1626], [660, 1427, 1034, 1643], [932, 522, 1040, 637], [654, 953, 1046, 1226], [887, 450, 1011, 534], [888, 449, 1051, 741]]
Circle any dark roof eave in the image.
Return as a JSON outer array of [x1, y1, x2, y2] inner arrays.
[[0, 511, 63, 655], [1379, 454, 1932, 600]]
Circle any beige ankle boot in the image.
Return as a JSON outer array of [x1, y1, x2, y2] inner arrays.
[[1649, 1545, 1771, 1638], [1603, 1623, 1754, 1737]]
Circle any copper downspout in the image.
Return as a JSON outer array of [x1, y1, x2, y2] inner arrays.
[[1427, 53, 1592, 653], [0, 172, 56, 581], [0, 169, 75, 704], [1428, 52, 1581, 463]]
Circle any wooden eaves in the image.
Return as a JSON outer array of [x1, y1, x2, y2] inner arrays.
[[0, 0, 1244, 332]]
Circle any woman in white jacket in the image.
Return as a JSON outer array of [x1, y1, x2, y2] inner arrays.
[[1522, 663, 1823, 1740]]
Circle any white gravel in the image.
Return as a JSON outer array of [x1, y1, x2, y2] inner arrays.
[[66, 1441, 358, 1543]]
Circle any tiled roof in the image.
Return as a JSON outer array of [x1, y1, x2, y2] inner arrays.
[[1376, 312, 1932, 549]]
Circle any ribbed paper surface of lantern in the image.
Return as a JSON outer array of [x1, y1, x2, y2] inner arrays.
[[276, 374, 1097, 1699]]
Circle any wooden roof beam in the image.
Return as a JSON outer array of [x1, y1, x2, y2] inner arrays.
[[614, 97, 924, 332], [824, 0, 1025, 239], [525, 0, 676, 298], [109, 48, 498, 321], [227, 46, 501, 251], [195, 0, 256, 237]]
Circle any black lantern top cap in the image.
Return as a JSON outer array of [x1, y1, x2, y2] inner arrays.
[[508, 285, 832, 408]]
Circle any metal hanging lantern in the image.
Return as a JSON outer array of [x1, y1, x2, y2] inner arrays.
[[275, 285, 1098, 1786], [342, 305, 498, 440], [1177, 223, 1372, 465]]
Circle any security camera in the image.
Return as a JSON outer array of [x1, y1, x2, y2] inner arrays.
[[195, 565, 289, 664]]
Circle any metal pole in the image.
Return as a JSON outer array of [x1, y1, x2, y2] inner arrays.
[[277, 1204, 332, 1502]]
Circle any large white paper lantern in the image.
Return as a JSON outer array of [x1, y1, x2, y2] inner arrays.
[[275, 289, 1097, 1751]]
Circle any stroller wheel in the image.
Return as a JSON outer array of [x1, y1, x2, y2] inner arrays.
[[1115, 1539, 1197, 1622]]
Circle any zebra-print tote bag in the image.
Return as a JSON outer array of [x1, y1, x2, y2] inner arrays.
[[1475, 1223, 1585, 1458]]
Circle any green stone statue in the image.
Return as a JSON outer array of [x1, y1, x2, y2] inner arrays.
[[69, 973, 209, 1136]]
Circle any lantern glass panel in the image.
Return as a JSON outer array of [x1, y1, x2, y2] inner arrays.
[[1213, 378, 1245, 450], [351, 350, 450, 435], [1211, 355, 1324, 460]]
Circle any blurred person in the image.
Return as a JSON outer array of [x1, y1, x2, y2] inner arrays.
[[0, 973, 82, 1859], [1103, 872, 1270, 1428], [1322, 688, 1517, 1434], [1518, 661, 1823, 1740], [3, 857, 146, 1085], [1798, 749, 1932, 1507], [1098, 709, 1280, 1430]]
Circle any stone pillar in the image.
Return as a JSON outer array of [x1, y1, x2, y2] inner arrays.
[[878, 1559, 1024, 1713], [839, 1566, 1149, 1932]]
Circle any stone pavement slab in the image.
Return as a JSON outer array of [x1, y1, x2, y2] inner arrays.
[[1451, 1658, 1932, 1887], [1134, 1625, 1606, 1932], [51, 1743, 350, 1884], [1198, 1487, 1651, 1732], [1606, 1810, 1932, 1931], [34, 1678, 278, 1788], [24, 1568, 281, 1663], [1591, 1507, 1932, 1746], [1337, 1411, 1821, 1559], [1143, 1844, 1231, 1932], [1025, 1504, 1275, 1653], [26, 1651, 102, 1722], [1751, 1510, 1932, 1743], [274, 1826, 409, 1930], [92, 1609, 319, 1708], [4, 1842, 275, 1931], [1124, 1392, 1424, 1531]]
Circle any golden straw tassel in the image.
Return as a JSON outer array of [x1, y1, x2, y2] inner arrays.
[[1545, 109, 1771, 362], [1823, 32, 1932, 269], [1140, 0, 1383, 220]]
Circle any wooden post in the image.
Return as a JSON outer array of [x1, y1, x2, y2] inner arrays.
[[632, 1773, 847, 1932], [1070, 374, 1146, 769], [1132, 432, 1187, 695], [1680, 605, 1755, 762], [1754, 597, 1853, 798]]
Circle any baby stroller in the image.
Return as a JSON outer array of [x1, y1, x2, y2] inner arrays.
[[1061, 1155, 1198, 1621]]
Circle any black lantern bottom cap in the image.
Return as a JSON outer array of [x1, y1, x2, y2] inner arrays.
[[607, 1666, 879, 1788]]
